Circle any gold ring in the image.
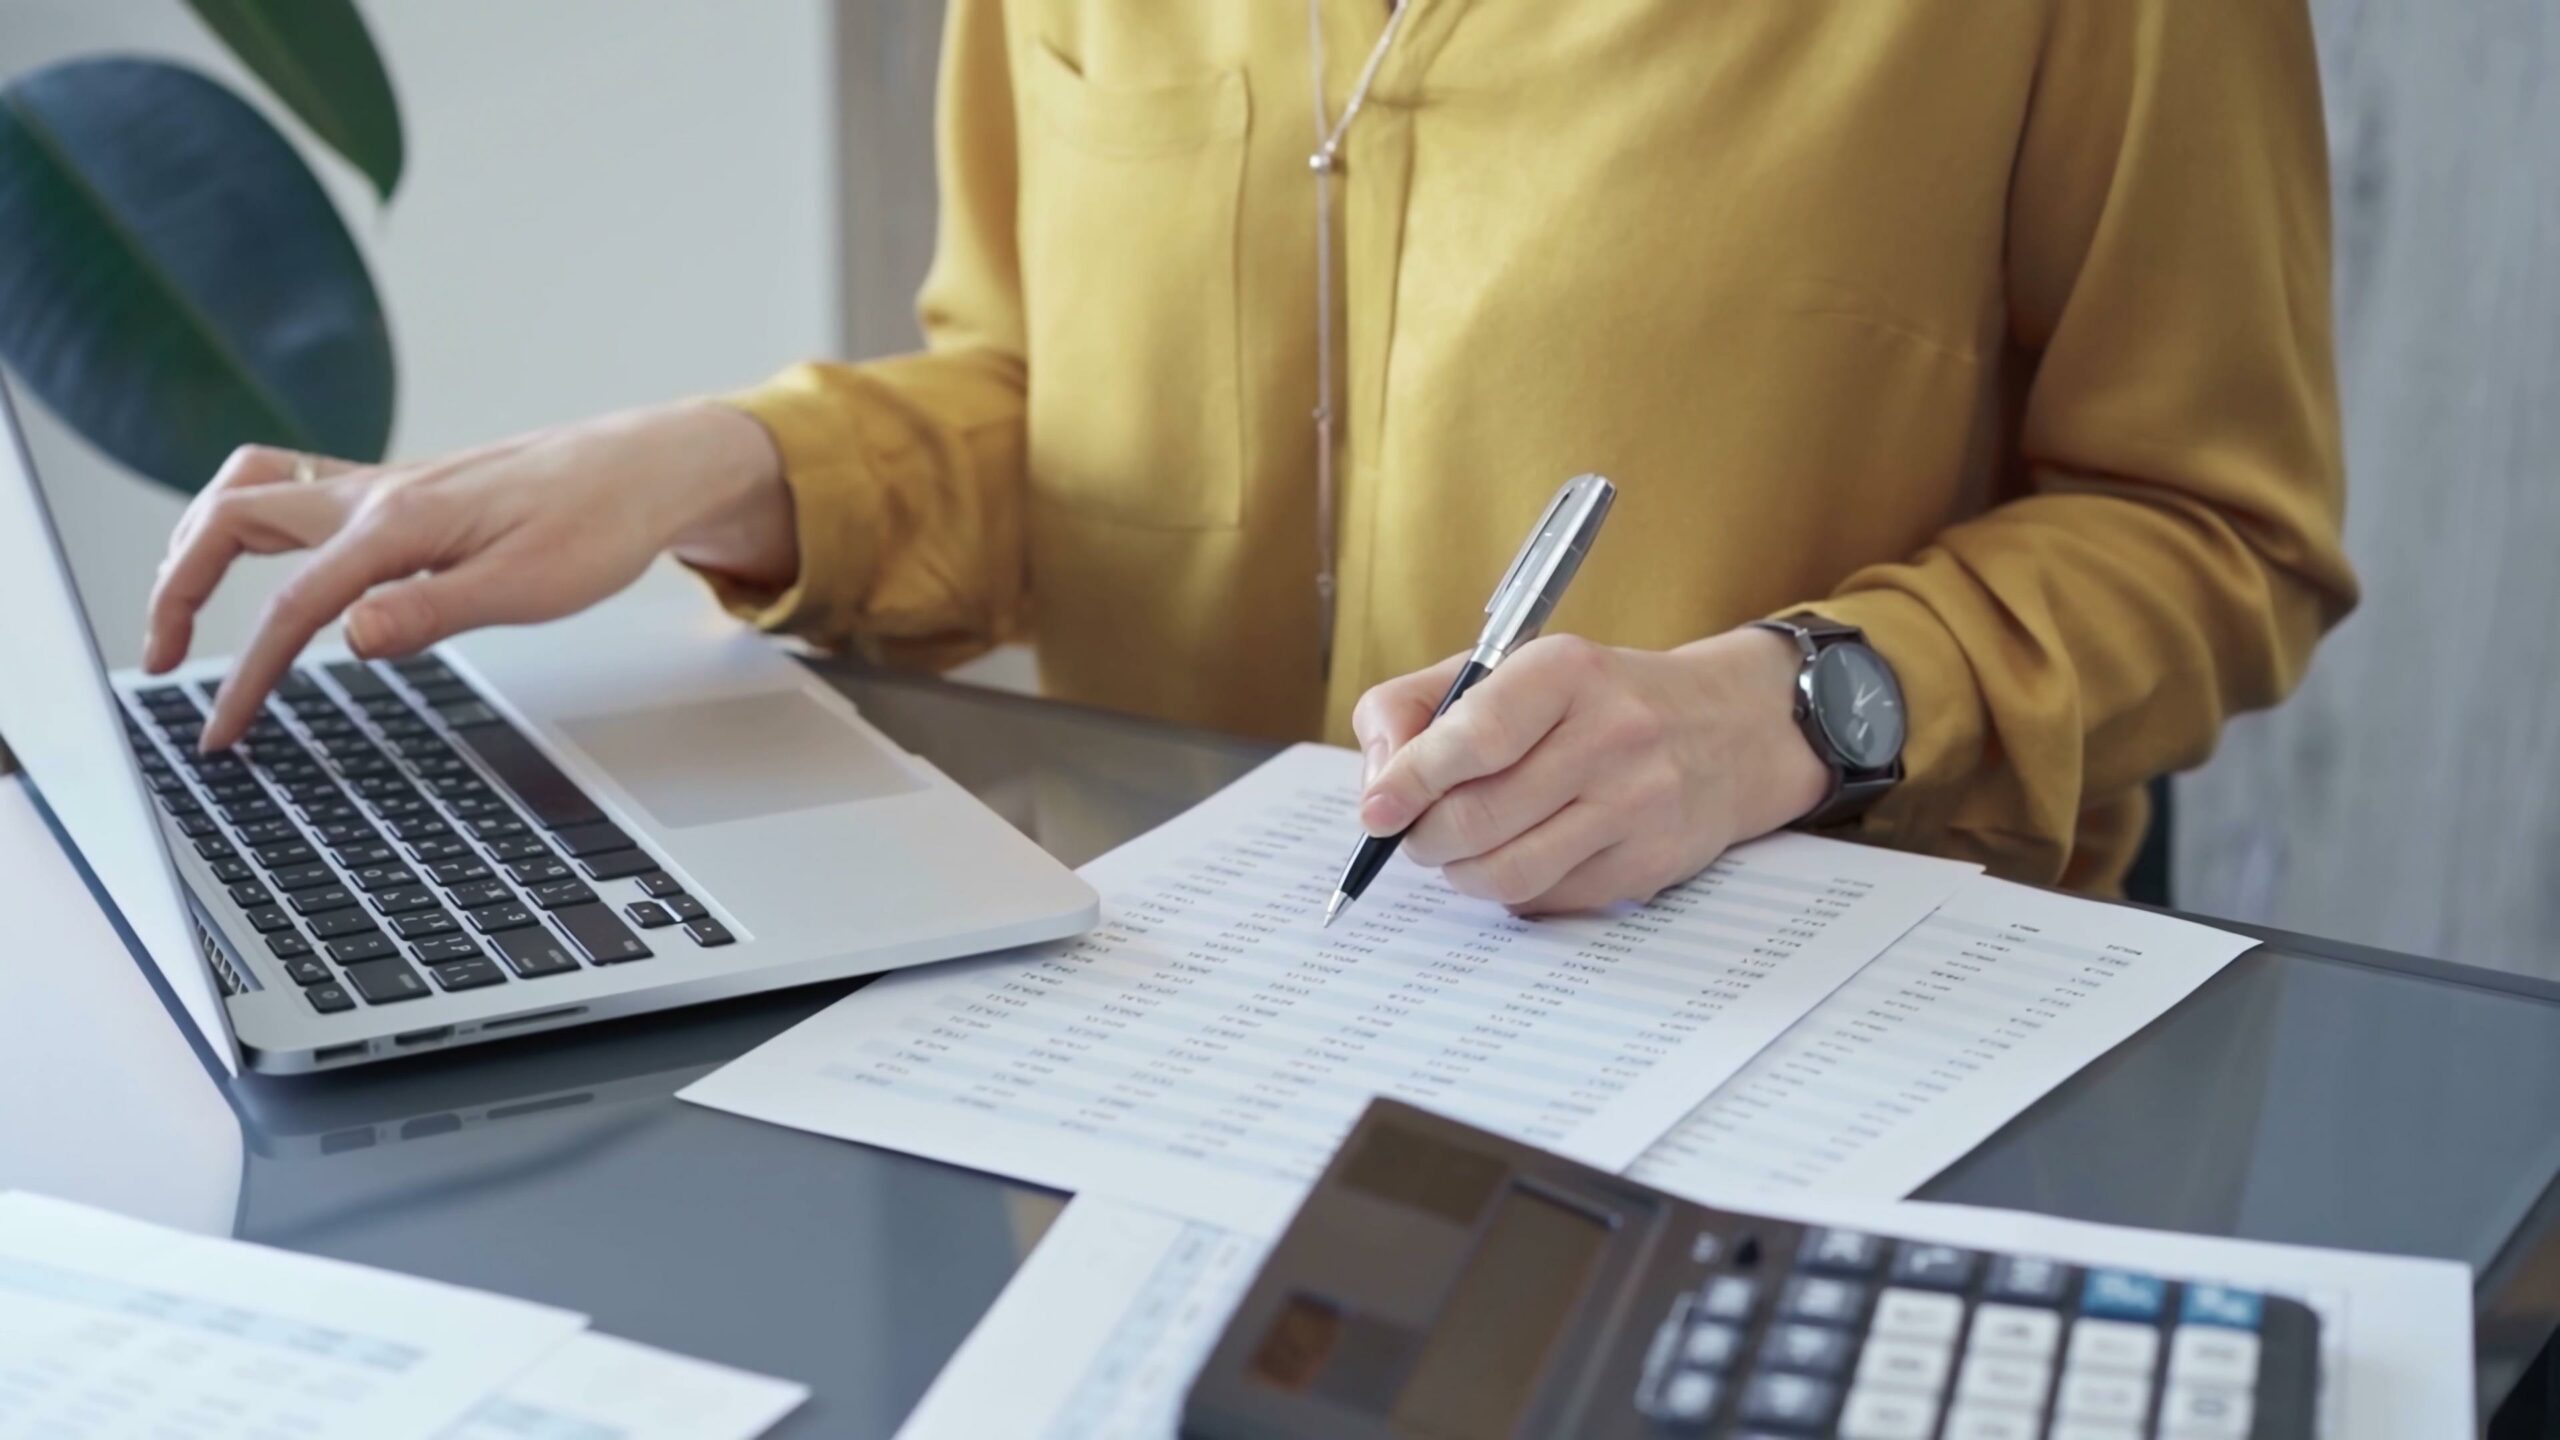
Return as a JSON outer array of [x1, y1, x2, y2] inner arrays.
[[290, 453, 318, 485]]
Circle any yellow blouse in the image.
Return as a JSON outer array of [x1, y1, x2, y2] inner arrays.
[[709, 0, 2355, 891]]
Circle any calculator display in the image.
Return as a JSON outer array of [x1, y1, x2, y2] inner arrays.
[[1388, 1187, 1610, 1439]]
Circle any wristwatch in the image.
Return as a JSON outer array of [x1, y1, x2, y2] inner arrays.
[[1748, 613, 1906, 828]]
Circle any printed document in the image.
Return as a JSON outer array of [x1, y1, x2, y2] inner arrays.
[[450, 1333, 808, 1440], [898, 1191, 2472, 1440], [1629, 875, 2258, 1199], [682, 744, 1978, 1231]]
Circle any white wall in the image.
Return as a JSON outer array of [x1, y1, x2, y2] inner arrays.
[[2, 0, 837, 667]]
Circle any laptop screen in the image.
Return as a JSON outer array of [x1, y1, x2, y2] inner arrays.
[[0, 377, 239, 1074]]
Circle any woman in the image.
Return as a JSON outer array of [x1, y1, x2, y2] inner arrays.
[[148, 0, 2354, 912]]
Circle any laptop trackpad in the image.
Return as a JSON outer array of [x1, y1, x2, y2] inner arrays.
[[555, 691, 923, 829]]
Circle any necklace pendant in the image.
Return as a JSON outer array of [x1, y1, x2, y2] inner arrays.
[[1308, 149, 1340, 174]]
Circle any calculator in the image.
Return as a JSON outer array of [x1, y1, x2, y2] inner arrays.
[[1181, 1098, 2317, 1440]]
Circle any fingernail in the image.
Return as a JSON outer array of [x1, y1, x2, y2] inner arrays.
[[1360, 790, 1408, 836], [344, 608, 380, 659], [1362, 739, 1386, 788]]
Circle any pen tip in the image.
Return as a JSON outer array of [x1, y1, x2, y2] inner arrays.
[[1322, 893, 1345, 929]]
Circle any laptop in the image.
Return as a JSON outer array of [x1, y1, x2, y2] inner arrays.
[[0, 381, 1098, 1075]]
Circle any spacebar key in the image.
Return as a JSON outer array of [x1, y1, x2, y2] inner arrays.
[[551, 903, 652, 964], [448, 720, 604, 829]]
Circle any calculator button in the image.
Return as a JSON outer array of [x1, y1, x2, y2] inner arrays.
[[2056, 1368, 2153, 1424], [1954, 1350, 2052, 1410], [2157, 1379, 2254, 1438], [1777, 1276, 1865, 1326], [1681, 1321, 1741, 1369], [1654, 1370, 1721, 1425], [2079, 1268, 2167, 1321], [1798, 1227, 1883, 1274], [1968, 1303, 2062, 1359], [1983, 1254, 2074, 1306], [1853, 1336, 1953, 1395], [1887, 1242, 1978, 1291], [1699, 1275, 1759, 1322], [1837, 1385, 1939, 1440], [1942, 1403, 2040, 1440], [2178, 1283, 2265, 1331], [1757, 1322, 1849, 1376], [1868, 1287, 1962, 1342], [1736, 1372, 1836, 1430], [2167, 1325, 2261, 1388], [2065, 1318, 2161, 1375]]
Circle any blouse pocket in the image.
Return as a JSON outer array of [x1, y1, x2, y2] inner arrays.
[[1018, 40, 1248, 530]]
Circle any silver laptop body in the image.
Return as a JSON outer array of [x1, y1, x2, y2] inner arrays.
[[0, 384, 1097, 1074]]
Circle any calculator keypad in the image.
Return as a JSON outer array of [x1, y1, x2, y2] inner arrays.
[[1635, 1226, 2289, 1439]]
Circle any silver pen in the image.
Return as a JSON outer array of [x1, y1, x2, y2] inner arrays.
[[1323, 474, 1618, 926]]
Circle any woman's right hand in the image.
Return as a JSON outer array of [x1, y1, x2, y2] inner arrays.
[[145, 401, 794, 752]]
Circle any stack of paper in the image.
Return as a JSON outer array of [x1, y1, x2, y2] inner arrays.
[[0, 1191, 807, 1440]]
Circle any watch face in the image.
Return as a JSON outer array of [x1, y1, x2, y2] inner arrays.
[[1809, 643, 1905, 771]]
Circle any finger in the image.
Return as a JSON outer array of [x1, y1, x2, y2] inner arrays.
[[164, 448, 357, 573], [1441, 800, 1625, 909], [1348, 651, 1467, 787], [145, 483, 358, 675], [1515, 842, 1680, 916], [1402, 730, 1593, 867], [201, 517, 425, 750], [343, 554, 533, 659], [1361, 637, 1598, 835]]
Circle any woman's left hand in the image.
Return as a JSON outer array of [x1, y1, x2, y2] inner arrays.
[[1350, 628, 1834, 914]]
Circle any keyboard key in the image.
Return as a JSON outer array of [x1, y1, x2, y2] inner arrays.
[[1759, 1322, 1850, 1377], [2157, 1380, 2253, 1438], [1680, 1321, 1739, 1370], [306, 983, 355, 1014], [346, 863, 416, 893], [1968, 1304, 2061, 1360], [369, 886, 439, 916], [444, 793, 509, 820], [343, 957, 429, 1005], [411, 935, 484, 964], [242, 906, 293, 934], [2055, 1369, 2151, 1425], [1799, 1228, 1884, 1275], [1954, 1350, 2052, 1411], [448, 720, 603, 828], [490, 928, 581, 978], [469, 903, 537, 934], [1779, 1277, 1866, 1326], [174, 814, 218, 838], [158, 791, 206, 816], [1696, 1275, 1757, 1322], [332, 841, 397, 868], [323, 659, 391, 698], [387, 816, 455, 843], [311, 819, 376, 847], [195, 836, 239, 861], [430, 956, 509, 992], [2178, 1284, 2264, 1331], [446, 881, 512, 911], [1837, 1385, 1938, 1440], [1650, 1369, 1719, 1425], [506, 856, 574, 886], [664, 895, 708, 923], [463, 814, 529, 842], [1888, 1243, 1977, 1291], [550, 820, 634, 857], [1941, 1404, 2039, 1440], [267, 862, 338, 892], [227, 880, 273, 908], [217, 798, 281, 826], [2065, 1318, 2161, 1375], [264, 931, 313, 959], [251, 841, 317, 869], [529, 879, 596, 910], [636, 871, 685, 899], [281, 957, 333, 987], [1855, 1337, 1952, 1395], [2080, 1270, 2167, 1322], [577, 849, 658, 882], [408, 836, 472, 863], [1738, 1372, 1836, 1430], [426, 859, 495, 887], [424, 773, 491, 800], [552, 903, 651, 964], [2167, 1326, 2260, 1388], [625, 900, 675, 929], [308, 910, 379, 940], [681, 918, 734, 947], [486, 836, 551, 862], [286, 885, 358, 916], [392, 911, 461, 940], [210, 858, 254, 884], [326, 932, 398, 965], [1869, 1288, 1962, 1343]]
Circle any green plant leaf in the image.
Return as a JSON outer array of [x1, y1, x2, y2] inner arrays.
[[183, 0, 404, 201], [0, 58, 395, 494]]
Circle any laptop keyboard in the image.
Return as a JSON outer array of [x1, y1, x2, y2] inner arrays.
[[123, 655, 736, 1017]]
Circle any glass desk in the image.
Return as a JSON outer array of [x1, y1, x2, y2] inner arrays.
[[198, 665, 2560, 1436]]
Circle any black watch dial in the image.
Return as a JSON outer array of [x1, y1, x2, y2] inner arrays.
[[1808, 642, 1905, 771]]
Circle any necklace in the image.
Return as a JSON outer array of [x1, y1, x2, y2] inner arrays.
[[1306, 0, 1425, 673]]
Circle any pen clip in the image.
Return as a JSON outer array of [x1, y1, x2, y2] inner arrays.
[[1486, 483, 1576, 617]]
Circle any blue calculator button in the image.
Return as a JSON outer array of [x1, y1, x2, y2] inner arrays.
[[2081, 1268, 2168, 1320], [2180, 1282, 2265, 1330]]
